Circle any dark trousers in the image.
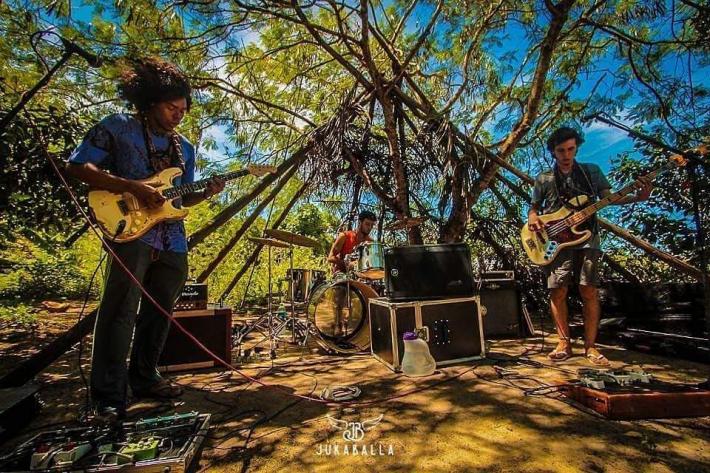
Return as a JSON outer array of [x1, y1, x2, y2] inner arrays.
[[90, 240, 188, 409]]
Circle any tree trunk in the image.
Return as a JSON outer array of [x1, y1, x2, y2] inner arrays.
[[470, 0, 576, 203], [0, 309, 96, 388], [599, 218, 704, 280], [347, 175, 363, 230]]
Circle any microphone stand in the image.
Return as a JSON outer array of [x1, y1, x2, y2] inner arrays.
[[0, 35, 102, 134], [0, 50, 72, 134]]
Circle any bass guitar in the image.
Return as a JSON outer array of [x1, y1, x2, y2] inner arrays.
[[89, 164, 276, 242], [520, 151, 698, 266]]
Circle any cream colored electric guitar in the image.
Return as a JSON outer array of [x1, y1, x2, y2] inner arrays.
[[88, 164, 276, 242], [520, 150, 698, 266]]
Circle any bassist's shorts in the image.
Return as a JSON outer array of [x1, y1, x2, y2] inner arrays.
[[544, 248, 601, 289]]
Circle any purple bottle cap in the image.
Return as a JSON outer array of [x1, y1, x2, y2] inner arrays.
[[403, 331, 417, 341]]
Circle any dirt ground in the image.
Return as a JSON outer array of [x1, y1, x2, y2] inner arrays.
[[1, 304, 709, 473]]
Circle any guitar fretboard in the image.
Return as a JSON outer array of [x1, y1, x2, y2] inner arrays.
[[563, 163, 671, 226], [162, 169, 249, 199]]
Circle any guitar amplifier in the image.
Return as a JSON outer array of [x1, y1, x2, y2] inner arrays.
[[384, 243, 475, 301], [174, 283, 208, 311], [477, 271, 534, 338], [480, 270, 515, 282], [369, 296, 485, 372], [159, 306, 231, 372]]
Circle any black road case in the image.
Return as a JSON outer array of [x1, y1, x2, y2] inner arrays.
[[369, 296, 485, 372]]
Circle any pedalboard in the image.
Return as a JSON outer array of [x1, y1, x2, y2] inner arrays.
[[0, 412, 210, 472]]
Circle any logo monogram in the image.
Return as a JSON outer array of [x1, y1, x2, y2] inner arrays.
[[327, 415, 383, 442]]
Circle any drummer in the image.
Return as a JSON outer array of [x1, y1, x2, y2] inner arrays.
[[326, 210, 377, 337], [327, 210, 378, 276]]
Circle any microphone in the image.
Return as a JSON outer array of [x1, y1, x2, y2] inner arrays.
[[60, 37, 103, 68]]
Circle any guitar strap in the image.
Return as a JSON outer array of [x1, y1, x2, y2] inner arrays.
[[140, 113, 186, 174], [553, 162, 599, 228]]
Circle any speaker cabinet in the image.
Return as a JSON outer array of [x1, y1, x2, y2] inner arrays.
[[384, 243, 475, 301], [369, 297, 485, 372], [479, 281, 533, 339], [159, 307, 232, 372]]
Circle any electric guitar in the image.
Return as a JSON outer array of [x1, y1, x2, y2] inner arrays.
[[520, 151, 699, 266], [88, 164, 276, 242]]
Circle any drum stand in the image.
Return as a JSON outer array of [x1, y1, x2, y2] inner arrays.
[[274, 244, 312, 345], [233, 242, 282, 359]]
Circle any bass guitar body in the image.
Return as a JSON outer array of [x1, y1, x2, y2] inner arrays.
[[520, 195, 592, 266], [88, 167, 187, 243]]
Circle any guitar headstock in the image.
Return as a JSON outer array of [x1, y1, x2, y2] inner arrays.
[[247, 164, 278, 176]]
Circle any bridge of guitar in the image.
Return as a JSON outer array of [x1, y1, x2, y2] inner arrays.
[[543, 240, 559, 261]]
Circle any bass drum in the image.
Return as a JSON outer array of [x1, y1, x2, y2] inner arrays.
[[306, 279, 379, 354]]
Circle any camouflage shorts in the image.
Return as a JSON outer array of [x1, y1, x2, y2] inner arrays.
[[544, 248, 601, 289]]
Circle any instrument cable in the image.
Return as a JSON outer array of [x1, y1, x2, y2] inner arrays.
[[48, 156, 475, 408]]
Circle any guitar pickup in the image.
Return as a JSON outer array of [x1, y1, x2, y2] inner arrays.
[[117, 200, 129, 215], [535, 232, 546, 245]]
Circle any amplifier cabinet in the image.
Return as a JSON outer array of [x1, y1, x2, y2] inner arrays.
[[369, 296, 485, 372], [384, 243, 475, 301], [478, 282, 534, 339], [159, 307, 232, 372]]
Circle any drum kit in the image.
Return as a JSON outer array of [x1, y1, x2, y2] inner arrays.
[[234, 217, 425, 357]]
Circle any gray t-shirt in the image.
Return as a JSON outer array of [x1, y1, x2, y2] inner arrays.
[[531, 162, 611, 249]]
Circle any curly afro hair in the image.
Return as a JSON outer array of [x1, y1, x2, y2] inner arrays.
[[118, 57, 192, 111]]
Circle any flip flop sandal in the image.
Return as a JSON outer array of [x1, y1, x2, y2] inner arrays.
[[548, 347, 572, 361], [585, 351, 610, 367]]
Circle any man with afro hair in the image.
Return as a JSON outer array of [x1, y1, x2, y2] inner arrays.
[[67, 57, 225, 420]]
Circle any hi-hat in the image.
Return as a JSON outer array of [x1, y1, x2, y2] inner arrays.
[[264, 229, 319, 248], [385, 216, 427, 231], [247, 236, 290, 248]]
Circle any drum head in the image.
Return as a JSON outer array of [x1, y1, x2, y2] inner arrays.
[[355, 269, 385, 280], [307, 280, 378, 353], [355, 242, 385, 280]]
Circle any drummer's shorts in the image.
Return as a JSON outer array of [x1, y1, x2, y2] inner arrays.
[[544, 248, 601, 289]]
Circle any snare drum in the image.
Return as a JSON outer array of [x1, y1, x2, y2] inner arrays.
[[354, 242, 385, 280]]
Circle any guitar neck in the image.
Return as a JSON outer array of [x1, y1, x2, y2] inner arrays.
[[574, 164, 668, 220], [162, 169, 249, 199]]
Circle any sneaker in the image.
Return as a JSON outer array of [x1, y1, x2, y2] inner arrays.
[[132, 378, 184, 400], [86, 404, 125, 425]]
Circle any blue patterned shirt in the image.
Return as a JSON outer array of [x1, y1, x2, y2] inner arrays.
[[69, 113, 195, 253]]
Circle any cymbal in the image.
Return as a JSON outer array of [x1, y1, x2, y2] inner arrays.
[[385, 216, 427, 231], [247, 236, 290, 248], [264, 229, 319, 248]]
